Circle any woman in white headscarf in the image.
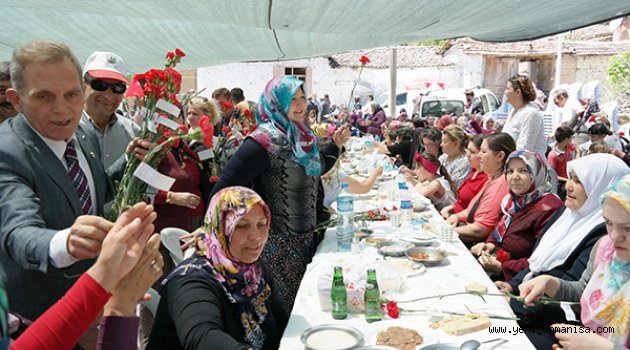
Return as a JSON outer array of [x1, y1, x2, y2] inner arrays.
[[518, 174, 630, 350], [495, 153, 629, 350]]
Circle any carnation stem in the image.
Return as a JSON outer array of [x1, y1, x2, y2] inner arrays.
[[347, 65, 364, 117], [395, 291, 580, 307]]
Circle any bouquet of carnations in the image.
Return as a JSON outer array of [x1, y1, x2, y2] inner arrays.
[[109, 49, 213, 219], [208, 116, 250, 182]]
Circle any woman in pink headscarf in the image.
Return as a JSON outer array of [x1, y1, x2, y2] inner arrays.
[[437, 115, 452, 131]]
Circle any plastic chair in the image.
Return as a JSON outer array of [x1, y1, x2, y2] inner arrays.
[[139, 287, 161, 318], [160, 227, 189, 266]]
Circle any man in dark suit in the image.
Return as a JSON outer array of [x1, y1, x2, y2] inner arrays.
[[0, 40, 137, 324]]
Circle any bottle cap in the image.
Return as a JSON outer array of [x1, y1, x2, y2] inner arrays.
[[341, 182, 348, 188]]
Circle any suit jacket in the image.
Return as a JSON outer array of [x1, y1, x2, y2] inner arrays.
[[0, 114, 114, 319]]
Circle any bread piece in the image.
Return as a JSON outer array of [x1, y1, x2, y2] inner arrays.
[[465, 283, 488, 294], [429, 314, 491, 336]]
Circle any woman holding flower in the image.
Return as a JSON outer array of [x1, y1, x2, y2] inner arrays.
[[187, 96, 221, 179], [148, 187, 288, 350], [470, 150, 563, 281], [496, 154, 628, 350], [518, 175, 630, 350], [152, 121, 211, 234], [209, 76, 349, 313]]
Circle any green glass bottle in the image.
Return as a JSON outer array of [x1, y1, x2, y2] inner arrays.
[[331, 266, 348, 319], [364, 268, 382, 323]]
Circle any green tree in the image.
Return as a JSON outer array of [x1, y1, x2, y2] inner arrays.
[[607, 52, 630, 94], [414, 39, 448, 46]]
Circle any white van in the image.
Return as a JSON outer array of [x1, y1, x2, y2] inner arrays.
[[378, 86, 444, 117], [418, 88, 501, 119]]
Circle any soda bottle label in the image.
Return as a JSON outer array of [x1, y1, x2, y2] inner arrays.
[[400, 200, 412, 210], [337, 196, 354, 212]]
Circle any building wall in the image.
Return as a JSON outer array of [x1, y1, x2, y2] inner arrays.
[[535, 58, 556, 93], [478, 54, 612, 101], [180, 69, 197, 94], [447, 50, 483, 89], [559, 55, 578, 87], [573, 55, 611, 96], [482, 56, 519, 97], [197, 57, 462, 107]]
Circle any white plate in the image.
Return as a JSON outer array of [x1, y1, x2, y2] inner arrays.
[[364, 320, 437, 349], [397, 234, 436, 247], [388, 259, 426, 277]]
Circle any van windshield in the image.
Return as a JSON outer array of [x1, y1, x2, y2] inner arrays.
[[397, 93, 407, 106], [421, 100, 465, 118]]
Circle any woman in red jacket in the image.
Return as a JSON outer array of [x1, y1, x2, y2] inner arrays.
[[470, 150, 563, 281]]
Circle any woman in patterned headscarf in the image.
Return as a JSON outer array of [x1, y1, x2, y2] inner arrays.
[[470, 150, 563, 281], [519, 174, 630, 350], [497, 154, 628, 350], [209, 76, 349, 313], [148, 187, 287, 350]]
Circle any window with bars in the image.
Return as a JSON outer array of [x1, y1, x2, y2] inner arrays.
[[284, 67, 307, 84], [274, 66, 312, 95]]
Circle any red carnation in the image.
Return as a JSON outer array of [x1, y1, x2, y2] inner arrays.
[[496, 249, 510, 264], [386, 301, 399, 319], [175, 48, 186, 57], [165, 51, 175, 60], [359, 55, 370, 65], [220, 101, 233, 111], [177, 124, 189, 134], [199, 116, 214, 148], [243, 109, 252, 117], [209, 168, 219, 183]]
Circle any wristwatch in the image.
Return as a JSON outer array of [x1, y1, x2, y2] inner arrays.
[[165, 191, 172, 204]]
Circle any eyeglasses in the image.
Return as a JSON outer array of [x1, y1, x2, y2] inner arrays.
[[87, 78, 126, 94]]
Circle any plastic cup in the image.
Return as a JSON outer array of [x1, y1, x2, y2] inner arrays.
[[438, 225, 454, 242], [389, 211, 402, 228]]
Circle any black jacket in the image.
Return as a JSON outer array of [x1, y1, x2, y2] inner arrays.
[[147, 262, 288, 350], [507, 207, 606, 326]]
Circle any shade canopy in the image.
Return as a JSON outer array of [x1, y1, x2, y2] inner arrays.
[[1, 0, 628, 71]]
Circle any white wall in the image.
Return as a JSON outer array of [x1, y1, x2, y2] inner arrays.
[[446, 49, 484, 89], [197, 57, 463, 107]]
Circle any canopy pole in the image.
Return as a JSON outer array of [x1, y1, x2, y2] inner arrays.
[[554, 34, 563, 88], [389, 47, 397, 119]]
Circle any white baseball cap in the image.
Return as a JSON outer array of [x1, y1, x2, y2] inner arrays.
[[83, 51, 128, 83]]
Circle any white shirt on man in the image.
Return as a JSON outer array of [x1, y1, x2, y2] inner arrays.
[[26, 120, 97, 268]]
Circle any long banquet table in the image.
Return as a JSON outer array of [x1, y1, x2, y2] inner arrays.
[[279, 187, 536, 349]]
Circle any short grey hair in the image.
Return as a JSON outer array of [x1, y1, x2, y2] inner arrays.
[[11, 40, 82, 92], [553, 89, 569, 100]]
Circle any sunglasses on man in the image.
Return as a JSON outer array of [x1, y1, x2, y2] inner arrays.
[[86, 77, 127, 94]]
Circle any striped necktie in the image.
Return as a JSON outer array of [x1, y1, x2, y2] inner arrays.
[[64, 140, 94, 215]]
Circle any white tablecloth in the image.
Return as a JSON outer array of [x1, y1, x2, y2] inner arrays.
[[279, 197, 535, 349]]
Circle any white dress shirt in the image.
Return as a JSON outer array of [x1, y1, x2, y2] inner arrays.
[[26, 121, 97, 268]]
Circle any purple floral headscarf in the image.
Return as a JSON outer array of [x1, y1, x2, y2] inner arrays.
[[165, 186, 272, 349]]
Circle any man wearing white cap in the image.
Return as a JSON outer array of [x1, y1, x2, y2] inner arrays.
[[81, 51, 139, 169]]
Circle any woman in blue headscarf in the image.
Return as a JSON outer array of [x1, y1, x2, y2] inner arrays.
[[210, 76, 349, 312]]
